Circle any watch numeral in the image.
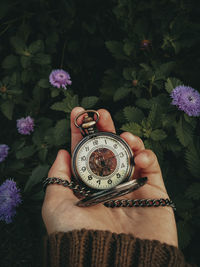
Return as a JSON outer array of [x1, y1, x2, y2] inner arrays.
[[81, 156, 86, 161], [81, 166, 86, 172], [107, 179, 112, 184], [104, 139, 107, 144], [88, 175, 93, 180], [116, 173, 121, 178], [121, 163, 125, 168], [113, 144, 118, 149], [85, 146, 89, 152], [119, 152, 124, 158], [96, 179, 101, 185], [93, 140, 98, 146]]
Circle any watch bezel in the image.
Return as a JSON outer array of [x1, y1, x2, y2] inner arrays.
[[71, 132, 135, 191]]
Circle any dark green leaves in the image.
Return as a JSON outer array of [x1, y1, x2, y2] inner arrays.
[[24, 165, 49, 192]]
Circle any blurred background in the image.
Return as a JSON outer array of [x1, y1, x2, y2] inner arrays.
[[0, 0, 200, 266]]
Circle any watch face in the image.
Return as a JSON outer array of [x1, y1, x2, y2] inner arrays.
[[72, 132, 134, 190]]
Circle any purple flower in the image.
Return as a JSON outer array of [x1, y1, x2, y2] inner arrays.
[[0, 144, 9, 163], [0, 179, 22, 223], [17, 116, 34, 135], [49, 69, 72, 89], [171, 85, 200, 117]]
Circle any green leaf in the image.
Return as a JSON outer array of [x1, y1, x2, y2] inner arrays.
[[105, 41, 126, 60], [38, 147, 48, 162], [20, 56, 31, 68], [2, 55, 18, 69], [113, 87, 131, 102], [123, 42, 133, 56], [38, 79, 50, 88], [44, 128, 56, 145], [29, 40, 44, 54], [185, 147, 200, 179], [51, 94, 79, 113], [16, 145, 36, 159], [51, 88, 60, 98], [24, 165, 49, 192], [175, 116, 193, 147], [81, 96, 98, 109], [54, 119, 69, 145], [185, 183, 200, 200], [121, 122, 142, 137], [33, 53, 51, 65], [165, 77, 182, 93], [0, 101, 14, 120], [123, 106, 145, 123], [10, 36, 26, 55], [135, 98, 152, 109], [123, 68, 135, 80], [150, 129, 167, 141], [148, 104, 162, 129]]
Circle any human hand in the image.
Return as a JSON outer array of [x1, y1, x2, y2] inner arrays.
[[42, 107, 178, 247]]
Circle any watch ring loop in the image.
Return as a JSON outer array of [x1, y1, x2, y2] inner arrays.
[[74, 110, 100, 128]]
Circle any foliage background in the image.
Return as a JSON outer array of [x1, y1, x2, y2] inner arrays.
[[0, 0, 200, 265]]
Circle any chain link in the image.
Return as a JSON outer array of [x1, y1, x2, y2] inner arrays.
[[43, 177, 176, 211]]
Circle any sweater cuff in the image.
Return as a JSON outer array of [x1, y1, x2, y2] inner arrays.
[[45, 229, 193, 267]]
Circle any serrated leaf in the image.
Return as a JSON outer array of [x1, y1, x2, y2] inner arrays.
[[16, 145, 36, 159], [2, 55, 18, 69], [185, 183, 200, 200], [165, 77, 182, 93], [121, 122, 142, 137], [81, 96, 98, 109], [113, 87, 131, 102], [10, 36, 26, 55], [185, 147, 200, 179], [123, 106, 145, 123], [54, 119, 69, 145], [175, 116, 193, 147], [105, 41, 126, 60], [24, 165, 49, 192], [0, 101, 14, 120], [51, 94, 79, 113], [123, 42, 133, 56], [123, 68, 134, 80], [29, 40, 44, 54], [135, 98, 151, 109], [148, 104, 162, 129], [150, 129, 167, 141], [51, 101, 67, 112]]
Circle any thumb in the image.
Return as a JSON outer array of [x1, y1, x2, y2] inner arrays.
[[43, 150, 77, 205]]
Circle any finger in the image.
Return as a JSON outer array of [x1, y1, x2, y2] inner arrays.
[[71, 106, 85, 153], [96, 109, 116, 133], [44, 150, 77, 204], [134, 149, 167, 192], [120, 132, 145, 154]]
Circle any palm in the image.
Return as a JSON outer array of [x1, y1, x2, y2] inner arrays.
[[42, 107, 178, 247]]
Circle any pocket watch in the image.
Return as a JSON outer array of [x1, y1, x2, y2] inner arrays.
[[71, 110, 147, 207]]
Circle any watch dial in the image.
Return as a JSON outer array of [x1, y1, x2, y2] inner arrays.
[[74, 134, 134, 190], [89, 148, 117, 177]]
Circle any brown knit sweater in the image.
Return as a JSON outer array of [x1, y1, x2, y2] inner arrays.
[[45, 229, 195, 267]]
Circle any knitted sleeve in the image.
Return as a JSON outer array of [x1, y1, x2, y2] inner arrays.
[[44, 229, 195, 267]]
